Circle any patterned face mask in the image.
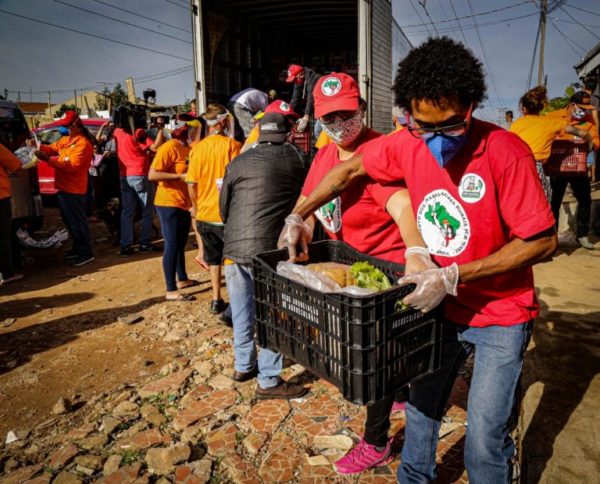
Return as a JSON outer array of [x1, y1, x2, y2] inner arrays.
[[321, 111, 364, 146]]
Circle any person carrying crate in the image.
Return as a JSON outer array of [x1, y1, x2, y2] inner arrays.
[[280, 37, 559, 483], [545, 91, 599, 249], [294, 72, 433, 474]]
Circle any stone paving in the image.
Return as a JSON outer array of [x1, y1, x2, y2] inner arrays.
[[0, 315, 470, 483]]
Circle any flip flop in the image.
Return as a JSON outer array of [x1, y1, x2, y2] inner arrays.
[[177, 279, 200, 289], [193, 256, 210, 271], [166, 293, 196, 302], [0, 274, 24, 286]]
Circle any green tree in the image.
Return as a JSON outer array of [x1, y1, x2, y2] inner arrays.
[[180, 98, 192, 114], [543, 84, 578, 114], [112, 83, 128, 108], [55, 103, 80, 117]]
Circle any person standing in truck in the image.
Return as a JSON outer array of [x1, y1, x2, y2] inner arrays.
[[279, 37, 558, 483], [286, 64, 322, 134], [228, 88, 269, 139]]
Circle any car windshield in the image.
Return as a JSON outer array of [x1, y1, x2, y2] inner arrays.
[[36, 127, 64, 144]]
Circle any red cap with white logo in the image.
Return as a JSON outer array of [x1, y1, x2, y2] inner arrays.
[[264, 100, 300, 119], [313, 73, 360, 118], [286, 64, 304, 83]]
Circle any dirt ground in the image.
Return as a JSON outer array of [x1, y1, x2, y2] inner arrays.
[[0, 207, 599, 483], [0, 207, 213, 438]]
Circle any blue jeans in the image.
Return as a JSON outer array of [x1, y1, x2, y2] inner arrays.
[[57, 191, 93, 257], [224, 263, 282, 388], [120, 176, 155, 249], [156, 206, 190, 292], [399, 321, 533, 484]]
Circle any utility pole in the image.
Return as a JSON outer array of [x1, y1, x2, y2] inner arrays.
[[537, 0, 547, 86]]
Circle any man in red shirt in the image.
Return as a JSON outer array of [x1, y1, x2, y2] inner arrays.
[[280, 37, 558, 482], [112, 123, 160, 256]]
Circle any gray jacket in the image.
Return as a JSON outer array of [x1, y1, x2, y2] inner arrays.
[[220, 142, 308, 264]]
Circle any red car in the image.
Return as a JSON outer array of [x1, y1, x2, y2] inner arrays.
[[34, 118, 106, 195]]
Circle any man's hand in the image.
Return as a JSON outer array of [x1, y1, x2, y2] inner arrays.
[[398, 263, 459, 313], [296, 116, 309, 132], [277, 214, 313, 262]]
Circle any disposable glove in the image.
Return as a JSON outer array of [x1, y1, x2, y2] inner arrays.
[[296, 117, 309, 132], [277, 214, 313, 262], [398, 263, 459, 313], [404, 246, 437, 275]]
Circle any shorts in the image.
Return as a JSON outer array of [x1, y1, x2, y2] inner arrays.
[[197, 221, 224, 266]]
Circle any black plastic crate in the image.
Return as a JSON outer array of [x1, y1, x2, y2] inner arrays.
[[253, 240, 443, 405]]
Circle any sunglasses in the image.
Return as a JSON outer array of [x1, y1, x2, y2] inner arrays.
[[407, 104, 473, 140]]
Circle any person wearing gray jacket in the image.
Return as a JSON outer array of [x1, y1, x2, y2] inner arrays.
[[219, 112, 309, 400]]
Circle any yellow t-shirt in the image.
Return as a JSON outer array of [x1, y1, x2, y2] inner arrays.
[[242, 126, 260, 151], [186, 134, 241, 224], [510, 114, 567, 161], [315, 130, 333, 149], [151, 139, 191, 210]]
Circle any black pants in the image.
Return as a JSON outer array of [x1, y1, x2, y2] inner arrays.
[[550, 175, 591, 238], [364, 386, 409, 447], [57, 191, 93, 257], [0, 197, 14, 279], [156, 206, 191, 292]]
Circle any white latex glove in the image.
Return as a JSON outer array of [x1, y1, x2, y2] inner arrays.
[[404, 247, 437, 275], [296, 117, 309, 132], [277, 214, 313, 262], [398, 263, 459, 313]]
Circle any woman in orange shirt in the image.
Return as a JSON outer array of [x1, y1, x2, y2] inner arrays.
[[34, 111, 96, 267], [149, 118, 199, 301], [0, 143, 23, 285], [510, 86, 591, 201]]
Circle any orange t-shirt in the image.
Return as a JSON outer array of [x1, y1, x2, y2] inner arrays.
[[241, 126, 260, 152], [509, 114, 567, 161], [186, 134, 241, 224], [0, 143, 22, 200], [151, 139, 191, 210], [40, 134, 94, 194], [547, 108, 600, 150]]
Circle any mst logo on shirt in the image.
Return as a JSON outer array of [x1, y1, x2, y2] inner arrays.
[[315, 197, 342, 233], [417, 190, 471, 257]]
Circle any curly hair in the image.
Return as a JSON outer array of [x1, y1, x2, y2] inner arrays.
[[519, 85, 547, 115], [392, 37, 487, 110]]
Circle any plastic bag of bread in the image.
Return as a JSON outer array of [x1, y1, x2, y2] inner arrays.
[[305, 262, 356, 288]]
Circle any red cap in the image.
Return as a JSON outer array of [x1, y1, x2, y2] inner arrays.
[[55, 110, 80, 127], [134, 128, 147, 139], [313, 73, 360, 118], [286, 64, 303, 83], [264, 100, 300, 119]]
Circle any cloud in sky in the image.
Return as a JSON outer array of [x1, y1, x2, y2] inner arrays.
[[1, 0, 599, 120]]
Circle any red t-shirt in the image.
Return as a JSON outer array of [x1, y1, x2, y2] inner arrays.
[[113, 128, 149, 177], [302, 128, 407, 264], [363, 119, 555, 327]]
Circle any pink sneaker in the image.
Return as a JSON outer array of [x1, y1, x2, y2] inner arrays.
[[334, 438, 394, 475], [392, 401, 406, 413]]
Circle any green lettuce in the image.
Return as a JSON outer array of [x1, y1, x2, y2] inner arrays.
[[350, 261, 392, 291]]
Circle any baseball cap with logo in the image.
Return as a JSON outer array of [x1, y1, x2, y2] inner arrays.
[[286, 64, 304, 83], [258, 113, 289, 143], [264, 100, 300, 119], [55, 110, 80, 127], [570, 91, 595, 110], [313, 73, 360, 118]]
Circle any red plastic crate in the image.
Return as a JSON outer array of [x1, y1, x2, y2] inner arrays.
[[544, 139, 588, 176], [291, 129, 311, 154]]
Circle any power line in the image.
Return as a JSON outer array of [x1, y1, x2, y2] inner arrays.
[[164, 0, 189, 10], [90, 0, 191, 34], [401, 1, 531, 28], [0, 8, 191, 61], [551, 16, 600, 29], [408, 0, 433, 36], [466, 0, 502, 107], [526, 16, 541, 90], [559, 6, 600, 41], [416, 1, 440, 35], [550, 19, 585, 57], [448, 0, 468, 44], [564, 3, 600, 18], [53, 0, 191, 44]]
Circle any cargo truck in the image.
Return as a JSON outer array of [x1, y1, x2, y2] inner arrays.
[[190, 0, 411, 134]]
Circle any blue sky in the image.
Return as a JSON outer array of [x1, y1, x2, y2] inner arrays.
[[1, 0, 599, 122]]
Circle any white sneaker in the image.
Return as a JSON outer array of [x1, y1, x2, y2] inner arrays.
[[577, 236, 595, 250]]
